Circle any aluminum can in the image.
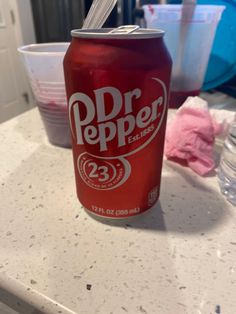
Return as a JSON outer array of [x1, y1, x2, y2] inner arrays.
[[63, 27, 172, 218]]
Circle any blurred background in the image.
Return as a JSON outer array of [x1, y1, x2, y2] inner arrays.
[[0, 0, 235, 122]]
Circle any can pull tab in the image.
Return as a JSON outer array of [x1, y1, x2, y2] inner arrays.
[[109, 25, 140, 34]]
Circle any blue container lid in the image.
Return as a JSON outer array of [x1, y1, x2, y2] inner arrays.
[[199, 0, 236, 90]]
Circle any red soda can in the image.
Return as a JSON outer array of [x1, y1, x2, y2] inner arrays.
[[63, 26, 172, 218]]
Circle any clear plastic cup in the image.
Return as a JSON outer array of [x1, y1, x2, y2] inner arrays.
[[18, 43, 71, 148], [143, 5, 225, 108]]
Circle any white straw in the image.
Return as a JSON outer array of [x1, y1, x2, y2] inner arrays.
[[83, 0, 118, 29]]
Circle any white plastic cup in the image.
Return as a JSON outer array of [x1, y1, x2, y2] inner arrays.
[[143, 5, 225, 108], [18, 43, 71, 148]]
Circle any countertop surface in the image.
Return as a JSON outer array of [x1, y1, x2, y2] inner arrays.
[[0, 106, 236, 314]]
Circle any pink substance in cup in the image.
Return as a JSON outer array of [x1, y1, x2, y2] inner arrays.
[[37, 101, 71, 148], [169, 89, 200, 108]]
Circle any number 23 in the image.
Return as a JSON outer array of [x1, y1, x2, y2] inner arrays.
[[88, 162, 109, 182]]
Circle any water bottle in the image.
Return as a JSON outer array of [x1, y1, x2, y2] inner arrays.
[[217, 122, 236, 206]]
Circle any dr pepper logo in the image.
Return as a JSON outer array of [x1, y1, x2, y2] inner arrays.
[[69, 77, 167, 158]]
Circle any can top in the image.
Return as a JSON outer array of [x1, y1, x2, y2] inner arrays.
[[71, 26, 164, 39]]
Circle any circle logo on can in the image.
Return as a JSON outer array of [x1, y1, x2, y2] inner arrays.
[[77, 152, 131, 190], [69, 77, 167, 158]]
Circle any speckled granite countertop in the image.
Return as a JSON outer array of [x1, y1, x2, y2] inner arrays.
[[0, 107, 235, 314]]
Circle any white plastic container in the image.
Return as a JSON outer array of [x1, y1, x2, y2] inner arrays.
[[217, 121, 236, 206], [143, 5, 225, 108], [18, 43, 71, 148]]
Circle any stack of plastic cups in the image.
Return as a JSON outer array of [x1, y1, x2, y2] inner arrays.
[[18, 43, 71, 148]]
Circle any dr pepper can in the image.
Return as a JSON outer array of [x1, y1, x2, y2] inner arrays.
[[63, 26, 172, 218]]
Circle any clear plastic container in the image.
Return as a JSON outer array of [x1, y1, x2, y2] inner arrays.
[[143, 5, 225, 108], [18, 43, 71, 148], [217, 122, 236, 206]]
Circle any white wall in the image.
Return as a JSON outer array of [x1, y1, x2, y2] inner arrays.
[[16, 0, 35, 44], [10, 0, 35, 47]]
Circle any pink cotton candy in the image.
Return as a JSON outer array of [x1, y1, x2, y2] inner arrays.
[[165, 99, 218, 176]]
